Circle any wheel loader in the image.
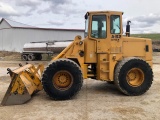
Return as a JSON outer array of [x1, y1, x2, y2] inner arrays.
[[1, 10, 153, 106]]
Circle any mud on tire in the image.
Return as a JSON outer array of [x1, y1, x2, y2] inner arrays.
[[42, 58, 83, 100], [114, 57, 153, 96]]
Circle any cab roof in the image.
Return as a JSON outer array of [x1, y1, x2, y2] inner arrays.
[[87, 10, 123, 15]]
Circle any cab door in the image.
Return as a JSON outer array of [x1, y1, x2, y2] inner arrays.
[[89, 14, 110, 80], [90, 14, 110, 53]]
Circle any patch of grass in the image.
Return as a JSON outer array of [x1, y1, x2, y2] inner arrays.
[[131, 33, 160, 40]]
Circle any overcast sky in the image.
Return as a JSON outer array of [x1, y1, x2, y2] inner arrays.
[[0, 0, 160, 34]]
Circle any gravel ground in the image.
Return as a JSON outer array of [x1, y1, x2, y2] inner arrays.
[[0, 53, 160, 120]]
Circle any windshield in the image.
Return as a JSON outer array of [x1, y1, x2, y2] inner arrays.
[[91, 15, 106, 39], [84, 16, 89, 38]]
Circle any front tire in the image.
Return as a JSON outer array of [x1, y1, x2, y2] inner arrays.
[[114, 57, 153, 96], [22, 54, 28, 61], [42, 59, 83, 100]]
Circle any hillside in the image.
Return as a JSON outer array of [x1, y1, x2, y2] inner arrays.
[[131, 33, 160, 40]]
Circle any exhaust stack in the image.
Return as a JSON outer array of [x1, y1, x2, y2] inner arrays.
[[126, 21, 131, 37]]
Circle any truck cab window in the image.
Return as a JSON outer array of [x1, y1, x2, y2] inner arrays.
[[110, 15, 120, 34], [91, 15, 106, 39]]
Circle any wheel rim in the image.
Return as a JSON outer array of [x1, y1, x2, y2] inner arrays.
[[53, 70, 73, 91], [126, 68, 144, 87]]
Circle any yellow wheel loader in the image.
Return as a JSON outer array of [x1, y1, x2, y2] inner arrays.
[[1, 10, 153, 105]]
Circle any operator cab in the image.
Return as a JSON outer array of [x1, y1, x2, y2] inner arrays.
[[84, 11, 123, 39]]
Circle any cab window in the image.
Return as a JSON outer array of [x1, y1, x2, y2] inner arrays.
[[110, 15, 120, 34], [91, 15, 106, 39]]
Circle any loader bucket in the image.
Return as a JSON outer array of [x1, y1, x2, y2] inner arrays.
[[1, 63, 44, 106]]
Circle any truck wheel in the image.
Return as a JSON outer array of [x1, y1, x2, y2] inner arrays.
[[22, 54, 28, 61], [114, 57, 153, 96], [42, 59, 83, 100], [28, 54, 35, 61], [36, 54, 42, 60]]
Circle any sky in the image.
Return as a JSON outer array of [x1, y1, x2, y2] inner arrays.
[[0, 0, 160, 34]]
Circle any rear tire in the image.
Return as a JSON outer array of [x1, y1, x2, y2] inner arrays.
[[42, 58, 83, 100], [114, 57, 153, 96], [35, 54, 42, 60], [28, 54, 35, 61]]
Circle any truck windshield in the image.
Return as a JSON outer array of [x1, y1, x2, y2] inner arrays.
[[84, 16, 89, 38]]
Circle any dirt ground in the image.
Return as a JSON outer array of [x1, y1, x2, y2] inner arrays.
[[0, 52, 160, 120]]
